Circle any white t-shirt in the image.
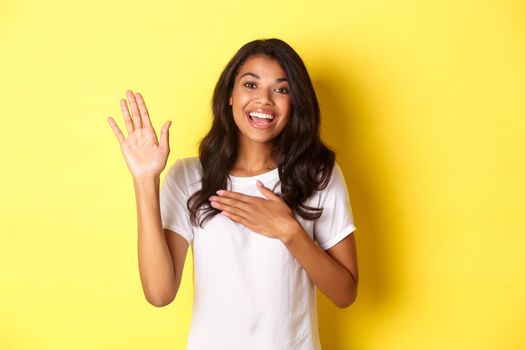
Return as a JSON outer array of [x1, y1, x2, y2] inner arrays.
[[159, 156, 356, 350]]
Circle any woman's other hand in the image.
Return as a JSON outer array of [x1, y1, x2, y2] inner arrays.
[[107, 90, 172, 181], [208, 181, 299, 241]]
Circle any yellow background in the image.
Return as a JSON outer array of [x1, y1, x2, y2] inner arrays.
[[1, 0, 524, 349]]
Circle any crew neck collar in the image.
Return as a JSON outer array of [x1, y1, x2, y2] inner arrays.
[[228, 167, 279, 184]]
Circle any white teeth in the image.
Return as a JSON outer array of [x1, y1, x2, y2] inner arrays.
[[249, 111, 274, 120]]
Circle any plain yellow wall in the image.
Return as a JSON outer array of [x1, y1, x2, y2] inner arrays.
[[1, 0, 524, 349]]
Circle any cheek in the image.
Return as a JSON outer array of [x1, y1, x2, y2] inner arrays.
[[231, 103, 247, 124], [283, 105, 293, 125], [282, 101, 292, 118], [230, 93, 244, 113], [232, 87, 249, 100]]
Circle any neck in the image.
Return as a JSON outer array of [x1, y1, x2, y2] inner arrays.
[[233, 137, 276, 172]]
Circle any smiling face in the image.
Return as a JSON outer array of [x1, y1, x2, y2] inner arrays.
[[229, 54, 292, 146]]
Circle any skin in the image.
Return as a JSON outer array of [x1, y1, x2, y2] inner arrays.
[[106, 56, 359, 308], [228, 54, 292, 174], [211, 55, 360, 308], [107, 91, 171, 180], [108, 91, 182, 307]]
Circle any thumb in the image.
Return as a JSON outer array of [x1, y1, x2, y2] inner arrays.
[[256, 180, 280, 200], [160, 121, 172, 150]]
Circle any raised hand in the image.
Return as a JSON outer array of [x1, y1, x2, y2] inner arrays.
[[107, 90, 172, 181]]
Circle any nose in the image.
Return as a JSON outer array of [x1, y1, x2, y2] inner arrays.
[[255, 87, 274, 105]]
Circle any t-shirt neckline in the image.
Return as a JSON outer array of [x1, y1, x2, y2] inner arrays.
[[228, 167, 279, 184]]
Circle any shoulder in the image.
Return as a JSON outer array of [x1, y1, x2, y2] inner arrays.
[[165, 156, 202, 186], [179, 156, 201, 172], [321, 160, 345, 189], [318, 160, 348, 198], [331, 161, 345, 184]]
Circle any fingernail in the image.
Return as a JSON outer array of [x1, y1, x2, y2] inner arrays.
[[217, 190, 224, 195]]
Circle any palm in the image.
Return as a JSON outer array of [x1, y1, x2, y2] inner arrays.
[[121, 126, 166, 178], [107, 90, 172, 180]]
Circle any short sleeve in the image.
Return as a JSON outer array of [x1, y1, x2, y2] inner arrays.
[[159, 158, 195, 245], [313, 162, 357, 250]]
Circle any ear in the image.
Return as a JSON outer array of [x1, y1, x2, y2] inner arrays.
[[229, 96, 232, 105]]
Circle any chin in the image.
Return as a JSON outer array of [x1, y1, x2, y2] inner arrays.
[[242, 131, 278, 144]]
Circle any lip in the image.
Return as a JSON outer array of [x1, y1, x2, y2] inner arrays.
[[246, 108, 276, 116], [245, 110, 277, 129]]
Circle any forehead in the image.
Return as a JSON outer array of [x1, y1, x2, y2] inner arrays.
[[237, 55, 286, 78]]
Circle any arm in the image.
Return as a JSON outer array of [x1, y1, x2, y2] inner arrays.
[[134, 176, 188, 307], [281, 223, 358, 308], [108, 90, 187, 307], [209, 179, 358, 308]]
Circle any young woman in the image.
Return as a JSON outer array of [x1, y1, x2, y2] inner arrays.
[[107, 38, 359, 350]]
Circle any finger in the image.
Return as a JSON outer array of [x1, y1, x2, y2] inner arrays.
[[126, 90, 143, 129], [220, 210, 248, 226], [216, 189, 256, 204], [211, 196, 253, 213], [135, 92, 153, 129], [120, 98, 134, 135], [159, 121, 172, 151], [256, 181, 281, 200], [210, 200, 250, 218], [107, 116, 126, 145]]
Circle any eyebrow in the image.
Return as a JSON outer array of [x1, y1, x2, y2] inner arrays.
[[239, 72, 288, 82]]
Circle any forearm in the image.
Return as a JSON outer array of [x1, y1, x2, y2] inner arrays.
[[134, 177, 177, 306], [281, 222, 357, 308]]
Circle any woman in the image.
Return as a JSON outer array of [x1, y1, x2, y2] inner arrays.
[[107, 38, 359, 350]]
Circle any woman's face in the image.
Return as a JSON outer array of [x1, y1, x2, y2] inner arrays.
[[229, 55, 292, 145]]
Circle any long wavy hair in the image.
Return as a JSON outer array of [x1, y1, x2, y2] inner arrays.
[[188, 38, 336, 227]]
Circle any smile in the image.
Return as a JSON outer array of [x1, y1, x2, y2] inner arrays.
[[246, 111, 276, 129]]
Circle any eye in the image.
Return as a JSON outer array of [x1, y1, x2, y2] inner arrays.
[[244, 82, 257, 89], [276, 87, 289, 94]]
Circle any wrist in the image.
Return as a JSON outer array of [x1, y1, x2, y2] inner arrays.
[[280, 219, 304, 246], [133, 175, 160, 187]]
